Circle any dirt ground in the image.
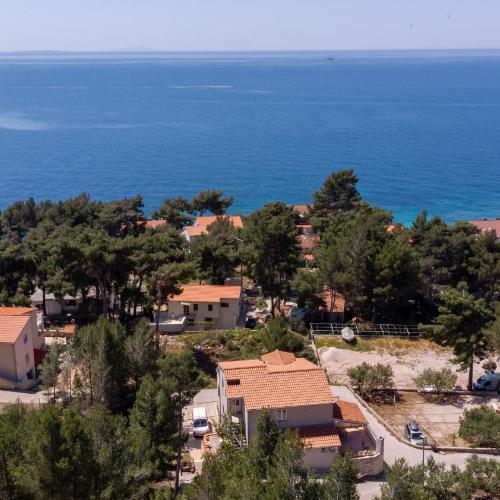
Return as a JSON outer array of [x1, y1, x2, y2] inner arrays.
[[372, 391, 498, 447], [318, 339, 499, 389]]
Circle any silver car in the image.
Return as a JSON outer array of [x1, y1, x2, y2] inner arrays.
[[404, 419, 426, 446]]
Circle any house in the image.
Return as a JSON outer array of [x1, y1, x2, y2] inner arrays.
[[299, 234, 319, 267], [291, 204, 310, 223], [120, 219, 167, 235], [30, 288, 83, 317], [181, 215, 243, 245], [469, 218, 500, 239], [217, 350, 383, 473], [0, 307, 45, 389], [166, 285, 243, 329]]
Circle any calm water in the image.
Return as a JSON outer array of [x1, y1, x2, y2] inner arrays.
[[1, 51, 500, 224]]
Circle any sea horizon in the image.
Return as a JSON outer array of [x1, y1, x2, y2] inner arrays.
[[1, 49, 499, 225]]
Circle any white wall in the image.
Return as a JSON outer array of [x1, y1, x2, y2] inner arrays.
[[169, 297, 240, 329]]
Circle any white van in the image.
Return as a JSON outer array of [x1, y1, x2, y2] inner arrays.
[[192, 407, 210, 437], [473, 372, 500, 391]]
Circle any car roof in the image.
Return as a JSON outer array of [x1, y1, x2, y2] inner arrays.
[[407, 419, 420, 430], [193, 407, 207, 418]]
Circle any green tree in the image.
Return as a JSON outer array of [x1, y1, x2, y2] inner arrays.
[[126, 318, 158, 386], [191, 190, 233, 216], [260, 317, 304, 353], [310, 169, 361, 232], [96, 195, 144, 236], [250, 410, 280, 476], [414, 368, 457, 394], [292, 269, 325, 313], [459, 407, 500, 448], [191, 219, 240, 284], [347, 362, 394, 398], [321, 452, 359, 500], [243, 202, 300, 316], [152, 197, 194, 229], [158, 350, 206, 492], [428, 284, 494, 390], [40, 344, 64, 402]]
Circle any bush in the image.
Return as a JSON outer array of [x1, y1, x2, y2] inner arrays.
[[347, 362, 394, 397], [260, 317, 304, 353], [414, 368, 457, 394], [458, 407, 500, 448], [482, 359, 497, 373]]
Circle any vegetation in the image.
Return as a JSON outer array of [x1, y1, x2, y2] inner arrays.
[[347, 362, 394, 399], [414, 368, 457, 394], [184, 410, 359, 500], [377, 455, 500, 500], [0, 318, 206, 498], [459, 407, 500, 448]]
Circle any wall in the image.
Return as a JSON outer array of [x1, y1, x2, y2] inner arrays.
[[354, 452, 384, 476], [303, 447, 338, 472], [246, 403, 334, 439], [0, 343, 17, 381], [169, 297, 240, 329], [13, 324, 35, 382]]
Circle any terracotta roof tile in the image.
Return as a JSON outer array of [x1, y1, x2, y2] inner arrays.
[[261, 350, 296, 365], [0, 315, 30, 343], [195, 215, 244, 229], [469, 219, 500, 237], [332, 400, 367, 424], [182, 225, 208, 237], [171, 285, 241, 303], [220, 352, 334, 410], [0, 307, 36, 316], [291, 205, 310, 216], [299, 424, 341, 448]]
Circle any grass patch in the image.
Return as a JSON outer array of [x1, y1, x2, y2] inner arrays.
[[314, 335, 447, 353]]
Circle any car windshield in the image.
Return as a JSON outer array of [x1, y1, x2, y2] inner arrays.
[[411, 432, 423, 439], [193, 418, 208, 428]]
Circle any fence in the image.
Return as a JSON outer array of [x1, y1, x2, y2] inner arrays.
[[310, 322, 422, 337]]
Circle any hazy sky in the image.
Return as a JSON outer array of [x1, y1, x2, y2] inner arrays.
[[1, 0, 500, 52]]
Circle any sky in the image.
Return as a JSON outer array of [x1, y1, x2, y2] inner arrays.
[[1, 0, 500, 52]]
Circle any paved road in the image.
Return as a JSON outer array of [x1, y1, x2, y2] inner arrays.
[[0, 386, 47, 411], [332, 385, 499, 499]]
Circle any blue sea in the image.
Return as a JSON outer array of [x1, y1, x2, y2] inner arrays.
[[1, 50, 499, 225]]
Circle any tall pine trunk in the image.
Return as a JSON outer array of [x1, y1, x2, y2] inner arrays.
[[468, 359, 474, 391], [174, 405, 183, 493]]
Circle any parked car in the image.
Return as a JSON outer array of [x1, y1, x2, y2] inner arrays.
[[473, 372, 500, 391], [192, 407, 210, 437], [404, 420, 426, 446]]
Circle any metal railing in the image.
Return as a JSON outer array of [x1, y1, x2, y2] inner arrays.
[[310, 322, 422, 337]]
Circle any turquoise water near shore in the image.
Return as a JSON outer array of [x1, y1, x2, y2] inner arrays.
[[0, 50, 499, 224]]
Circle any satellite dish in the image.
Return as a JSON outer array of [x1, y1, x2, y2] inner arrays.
[[341, 327, 355, 342]]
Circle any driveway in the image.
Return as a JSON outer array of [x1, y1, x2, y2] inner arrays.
[[332, 385, 499, 499], [0, 386, 47, 412], [333, 385, 500, 467]]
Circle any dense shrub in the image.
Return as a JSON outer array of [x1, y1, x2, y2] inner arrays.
[[459, 407, 500, 448], [414, 368, 457, 394], [347, 362, 394, 398]]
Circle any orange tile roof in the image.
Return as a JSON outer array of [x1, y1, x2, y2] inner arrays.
[[0, 315, 30, 343], [182, 225, 208, 237], [195, 215, 244, 229], [170, 285, 241, 303], [332, 400, 367, 424], [261, 350, 296, 365], [63, 324, 77, 335], [220, 351, 334, 410], [0, 307, 36, 316], [144, 219, 167, 229], [469, 219, 500, 237], [299, 424, 341, 448]]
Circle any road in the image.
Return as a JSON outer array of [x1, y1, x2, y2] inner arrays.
[[0, 386, 47, 411], [332, 385, 500, 499]]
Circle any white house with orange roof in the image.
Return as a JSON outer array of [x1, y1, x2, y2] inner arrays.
[[217, 350, 383, 473], [165, 285, 243, 330], [181, 215, 243, 245], [0, 307, 45, 389]]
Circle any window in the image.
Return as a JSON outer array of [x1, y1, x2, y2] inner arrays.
[[25, 353, 30, 364], [24, 334, 28, 344], [193, 303, 198, 311], [208, 304, 213, 312], [183, 305, 190, 315], [221, 302, 229, 308], [234, 398, 240, 406], [277, 409, 287, 421]]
